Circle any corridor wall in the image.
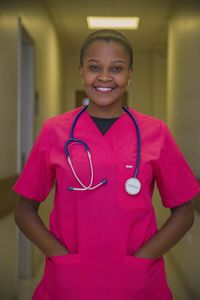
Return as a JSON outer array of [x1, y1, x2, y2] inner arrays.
[[0, 0, 66, 299], [167, 1, 200, 298]]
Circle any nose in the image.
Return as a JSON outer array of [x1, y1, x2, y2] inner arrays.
[[97, 70, 112, 82]]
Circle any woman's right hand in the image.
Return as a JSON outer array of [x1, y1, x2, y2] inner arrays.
[[49, 247, 69, 257], [14, 197, 68, 257]]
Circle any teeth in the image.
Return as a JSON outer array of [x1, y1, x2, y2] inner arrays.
[[96, 87, 113, 91]]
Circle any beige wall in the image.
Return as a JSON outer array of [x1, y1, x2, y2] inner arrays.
[[0, 1, 66, 299], [166, 2, 200, 299], [152, 51, 167, 121], [167, 2, 200, 175], [64, 48, 81, 110], [128, 51, 154, 115], [0, 11, 18, 178], [0, 214, 18, 300]]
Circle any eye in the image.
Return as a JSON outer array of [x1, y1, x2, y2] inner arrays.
[[112, 66, 122, 73], [89, 65, 100, 72]]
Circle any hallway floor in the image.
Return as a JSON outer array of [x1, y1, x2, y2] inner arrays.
[[17, 262, 43, 300]]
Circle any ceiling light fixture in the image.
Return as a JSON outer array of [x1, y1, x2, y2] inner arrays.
[[87, 17, 140, 30]]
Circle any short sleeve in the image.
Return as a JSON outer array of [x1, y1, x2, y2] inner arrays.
[[155, 123, 200, 208], [13, 121, 55, 202]]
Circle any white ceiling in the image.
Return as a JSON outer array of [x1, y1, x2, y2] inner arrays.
[[45, 0, 174, 52]]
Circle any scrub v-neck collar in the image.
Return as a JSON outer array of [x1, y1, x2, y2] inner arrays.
[[72, 106, 136, 157], [84, 108, 127, 138], [90, 116, 119, 136]]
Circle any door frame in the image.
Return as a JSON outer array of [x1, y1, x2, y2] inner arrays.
[[16, 17, 35, 280]]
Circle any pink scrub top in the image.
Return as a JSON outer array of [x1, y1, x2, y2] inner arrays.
[[13, 106, 200, 300]]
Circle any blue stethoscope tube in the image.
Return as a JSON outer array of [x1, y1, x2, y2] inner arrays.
[[121, 106, 141, 178], [64, 105, 142, 194], [64, 105, 89, 156]]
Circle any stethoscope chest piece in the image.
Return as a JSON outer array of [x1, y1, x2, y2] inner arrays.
[[125, 178, 141, 195]]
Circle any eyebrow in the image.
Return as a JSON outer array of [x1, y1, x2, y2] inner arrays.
[[87, 59, 126, 64]]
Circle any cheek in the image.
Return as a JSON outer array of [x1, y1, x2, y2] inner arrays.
[[83, 74, 95, 86], [117, 78, 128, 88], [116, 73, 130, 86]]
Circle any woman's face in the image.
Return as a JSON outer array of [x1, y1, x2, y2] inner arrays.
[[80, 41, 133, 111]]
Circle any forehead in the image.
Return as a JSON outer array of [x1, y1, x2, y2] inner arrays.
[[83, 41, 129, 62]]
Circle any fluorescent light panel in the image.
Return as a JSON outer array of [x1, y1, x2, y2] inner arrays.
[[87, 17, 140, 30]]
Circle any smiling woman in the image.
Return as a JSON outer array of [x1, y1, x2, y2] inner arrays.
[[13, 29, 200, 300], [79, 38, 132, 117]]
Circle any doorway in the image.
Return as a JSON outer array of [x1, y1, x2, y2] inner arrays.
[[17, 17, 35, 279]]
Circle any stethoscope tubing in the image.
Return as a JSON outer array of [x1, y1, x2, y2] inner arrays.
[[64, 105, 141, 192], [121, 106, 141, 178], [70, 105, 88, 139], [67, 150, 93, 190]]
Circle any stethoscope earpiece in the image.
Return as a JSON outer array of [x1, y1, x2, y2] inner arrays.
[[64, 105, 141, 195]]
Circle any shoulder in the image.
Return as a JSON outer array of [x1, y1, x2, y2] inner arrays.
[[41, 106, 84, 136], [37, 106, 84, 144], [127, 108, 179, 161], [43, 106, 83, 129], [129, 107, 167, 131]]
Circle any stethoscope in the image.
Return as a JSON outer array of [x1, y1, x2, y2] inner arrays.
[[64, 105, 141, 195]]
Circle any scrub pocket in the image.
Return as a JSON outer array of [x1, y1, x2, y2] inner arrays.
[[32, 254, 81, 300], [122, 256, 173, 300], [116, 161, 153, 212]]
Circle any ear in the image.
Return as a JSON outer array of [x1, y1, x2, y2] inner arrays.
[[128, 66, 133, 79], [79, 65, 83, 77]]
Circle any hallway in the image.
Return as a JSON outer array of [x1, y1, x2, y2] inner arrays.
[[0, 0, 200, 299]]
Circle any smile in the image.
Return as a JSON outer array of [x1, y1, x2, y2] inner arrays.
[[94, 87, 115, 93]]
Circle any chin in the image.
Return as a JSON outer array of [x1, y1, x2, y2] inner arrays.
[[93, 100, 120, 107], [89, 95, 123, 107]]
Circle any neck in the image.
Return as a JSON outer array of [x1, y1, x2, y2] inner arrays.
[[87, 103, 124, 118]]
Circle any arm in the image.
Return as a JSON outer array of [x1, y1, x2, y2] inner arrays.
[[134, 201, 194, 259], [14, 197, 69, 257]]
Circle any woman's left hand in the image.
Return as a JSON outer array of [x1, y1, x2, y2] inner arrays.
[[134, 248, 153, 259], [134, 202, 194, 260]]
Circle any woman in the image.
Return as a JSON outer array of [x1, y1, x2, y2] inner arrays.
[[14, 29, 200, 299]]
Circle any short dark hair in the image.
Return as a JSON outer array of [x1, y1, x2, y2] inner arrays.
[[80, 29, 133, 68]]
